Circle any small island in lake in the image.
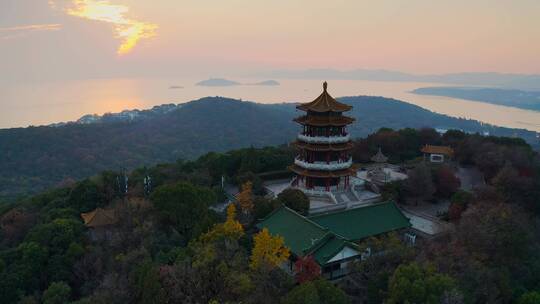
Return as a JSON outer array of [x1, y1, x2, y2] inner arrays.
[[196, 78, 241, 86], [247, 80, 280, 86]]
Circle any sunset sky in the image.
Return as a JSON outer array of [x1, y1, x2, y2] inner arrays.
[[1, 0, 540, 83]]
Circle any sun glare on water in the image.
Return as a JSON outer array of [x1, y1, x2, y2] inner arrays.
[[64, 0, 157, 55]]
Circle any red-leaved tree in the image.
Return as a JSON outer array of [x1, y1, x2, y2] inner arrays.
[[294, 256, 321, 283]]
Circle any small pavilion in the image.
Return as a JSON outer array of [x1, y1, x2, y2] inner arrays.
[[367, 148, 391, 185], [81, 208, 117, 227], [81, 208, 118, 240], [421, 145, 454, 163], [370, 147, 388, 164]]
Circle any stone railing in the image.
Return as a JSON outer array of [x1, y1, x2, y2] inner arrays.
[[294, 157, 352, 171], [297, 133, 350, 144], [309, 203, 347, 215], [289, 185, 339, 205]]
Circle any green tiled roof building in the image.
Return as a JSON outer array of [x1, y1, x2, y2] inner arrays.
[[257, 201, 411, 279]]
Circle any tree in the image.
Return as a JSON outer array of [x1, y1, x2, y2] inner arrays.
[[0, 208, 36, 246], [447, 202, 465, 221], [424, 202, 536, 303], [434, 165, 460, 198], [405, 164, 435, 203], [67, 180, 106, 213], [222, 204, 244, 239], [314, 279, 351, 304], [278, 189, 310, 215], [294, 256, 321, 283], [447, 190, 472, 221], [282, 280, 350, 304], [150, 182, 216, 241], [418, 128, 441, 146], [282, 281, 320, 304], [237, 181, 254, 215], [203, 203, 244, 242], [253, 197, 279, 220], [18, 295, 38, 304], [490, 162, 540, 213], [236, 171, 264, 195], [387, 262, 458, 304], [250, 228, 290, 271], [348, 233, 415, 304], [131, 261, 165, 304], [42, 281, 71, 304], [517, 291, 540, 304]]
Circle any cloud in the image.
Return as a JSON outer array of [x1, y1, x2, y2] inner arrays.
[[0, 24, 62, 40], [61, 0, 158, 55]]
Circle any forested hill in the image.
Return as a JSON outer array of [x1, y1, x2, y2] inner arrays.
[[0, 96, 538, 199]]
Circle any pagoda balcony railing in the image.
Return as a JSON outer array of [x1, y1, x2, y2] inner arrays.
[[297, 133, 350, 144], [294, 157, 353, 171]]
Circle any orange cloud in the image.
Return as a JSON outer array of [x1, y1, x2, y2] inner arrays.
[[64, 0, 158, 55], [0, 24, 62, 40]]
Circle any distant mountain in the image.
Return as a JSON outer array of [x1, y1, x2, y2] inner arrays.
[[196, 78, 241, 86], [258, 69, 540, 90], [412, 87, 540, 112], [0, 96, 538, 199], [248, 80, 280, 86], [196, 78, 280, 87]]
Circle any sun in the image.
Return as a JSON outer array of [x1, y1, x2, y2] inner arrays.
[[63, 0, 158, 55]]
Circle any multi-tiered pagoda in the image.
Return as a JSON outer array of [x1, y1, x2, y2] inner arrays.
[[290, 82, 357, 193]]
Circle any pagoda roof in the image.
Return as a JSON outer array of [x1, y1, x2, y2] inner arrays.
[[371, 148, 388, 163], [421, 145, 454, 156], [293, 141, 354, 151], [293, 115, 355, 126], [256, 202, 410, 265], [297, 82, 352, 113], [289, 164, 358, 178], [81, 208, 117, 228]]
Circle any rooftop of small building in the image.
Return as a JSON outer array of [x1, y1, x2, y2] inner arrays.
[[421, 145, 454, 156], [81, 207, 117, 228]]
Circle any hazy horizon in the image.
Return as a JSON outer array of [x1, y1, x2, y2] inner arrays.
[[2, 0, 540, 83], [2, 0, 540, 129]]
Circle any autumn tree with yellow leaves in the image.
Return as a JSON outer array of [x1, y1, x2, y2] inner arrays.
[[203, 203, 244, 242], [250, 228, 290, 271], [237, 181, 254, 215], [222, 203, 244, 239]]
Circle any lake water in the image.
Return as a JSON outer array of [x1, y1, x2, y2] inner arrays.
[[2, 78, 540, 132]]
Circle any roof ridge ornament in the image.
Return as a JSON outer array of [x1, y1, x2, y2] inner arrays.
[[323, 81, 328, 92]]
